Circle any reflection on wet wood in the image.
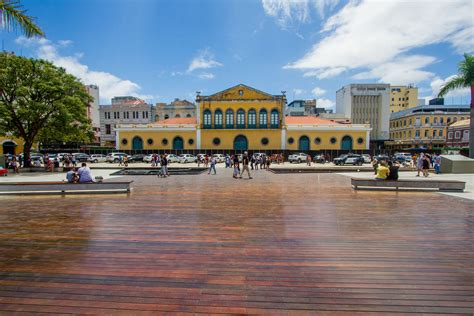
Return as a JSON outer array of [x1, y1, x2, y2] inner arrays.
[[0, 172, 473, 314]]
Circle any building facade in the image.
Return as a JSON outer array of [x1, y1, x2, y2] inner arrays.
[[115, 84, 371, 151], [390, 85, 418, 113], [386, 104, 470, 150], [285, 99, 324, 116], [154, 99, 195, 121], [85, 84, 100, 142], [99, 96, 155, 146], [446, 119, 470, 149], [336, 84, 390, 142]]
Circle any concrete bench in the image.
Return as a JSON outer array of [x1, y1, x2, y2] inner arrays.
[[351, 178, 465, 192], [0, 180, 133, 195]]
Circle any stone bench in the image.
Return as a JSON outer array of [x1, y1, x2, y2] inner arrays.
[[351, 178, 465, 192], [0, 180, 133, 195]]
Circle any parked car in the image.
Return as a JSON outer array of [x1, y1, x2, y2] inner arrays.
[[288, 152, 309, 163], [129, 154, 146, 162], [212, 154, 226, 163], [143, 154, 154, 163], [178, 154, 196, 163], [394, 152, 412, 162], [313, 154, 326, 163], [362, 154, 372, 164], [88, 154, 107, 163], [196, 153, 207, 162], [166, 154, 179, 163], [72, 153, 89, 162], [106, 152, 129, 163], [333, 154, 364, 166], [57, 153, 70, 161], [375, 154, 390, 162]]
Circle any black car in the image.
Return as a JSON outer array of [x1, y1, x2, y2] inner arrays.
[[313, 155, 326, 163], [333, 154, 364, 166], [72, 153, 89, 162], [129, 154, 145, 162]]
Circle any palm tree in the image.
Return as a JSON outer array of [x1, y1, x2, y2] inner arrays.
[[438, 53, 474, 158], [0, 0, 44, 38]]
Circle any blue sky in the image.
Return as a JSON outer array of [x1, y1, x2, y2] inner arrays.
[[2, 0, 473, 107]]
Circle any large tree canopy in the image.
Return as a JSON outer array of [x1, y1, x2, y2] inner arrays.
[[0, 52, 93, 164]]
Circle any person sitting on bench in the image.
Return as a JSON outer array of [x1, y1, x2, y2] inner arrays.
[[375, 161, 389, 180], [66, 167, 79, 183], [386, 161, 400, 181], [77, 163, 94, 183]]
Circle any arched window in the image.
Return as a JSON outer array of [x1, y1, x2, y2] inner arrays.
[[259, 109, 267, 128], [248, 109, 256, 128], [203, 109, 212, 129], [175, 114, 181, 118], [186, 113, 192, 118], [270, 109, 279, 128], [214, 109, 223, 129], [237, 109, 245, 128], [226, 109, 234, 128]]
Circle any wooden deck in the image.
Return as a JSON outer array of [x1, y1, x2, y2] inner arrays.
[[0, 171, 472, 315]]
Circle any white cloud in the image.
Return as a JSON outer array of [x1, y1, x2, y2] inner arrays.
[[311, 86, 325, 96], [198, 72, 215, 80], [187, 48, 222, 73], [317, 98, 334, 108], [58, 40, 73, 47], [293, 88, 305, 95], [352, 55, 436, 84], [15, 36, 153, 103], [171, 71, 184, 76], [262, 0, 339, 30], [285, 0, 473, 84]]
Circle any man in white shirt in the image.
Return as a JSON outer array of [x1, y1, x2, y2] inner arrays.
[[77, 163, 94, 183]]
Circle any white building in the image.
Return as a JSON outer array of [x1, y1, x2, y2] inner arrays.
[[99, 96, 155, 146], [336, 84, 390, 143], [85, 85, 100, 129]]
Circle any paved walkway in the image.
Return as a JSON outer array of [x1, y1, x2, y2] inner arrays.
[[0, 170, 472, 314]]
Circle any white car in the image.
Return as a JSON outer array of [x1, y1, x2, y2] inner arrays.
[[212, 154, 226, 163], [178, 154, 196, 163], [288, 152, 309, 163], [166, 154, 179, 163], [143, 154, 153, 163], [395, 152, 412, 162], [362, 154, 371, 164], [106, 152, 129, 163], [88, 154, 107, 163], [252, 152, 266, 160]]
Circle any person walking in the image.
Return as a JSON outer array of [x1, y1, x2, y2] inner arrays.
[[240, 152, 252, 179], [208, 156, 217, 175], [433, 153, 441, 174], [422, 154, 430, 177], [160, 154, 168, 177], [416, 153, 424, 177], [306, 155, 312, 166], [250, 155, 255, 170], [123, 155, 129, 167]]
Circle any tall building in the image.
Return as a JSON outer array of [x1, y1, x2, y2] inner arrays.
[[85, 84, 100, 142], [99, 97, 155, 146], [336, 84, 390, 144], [386, 104, 470, 150], [154, 99, 195, 121], [115, 84, 371, 151], [390, 85, 418, 113]]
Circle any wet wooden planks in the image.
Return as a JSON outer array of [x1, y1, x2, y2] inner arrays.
[[0, 171, 472, 314]]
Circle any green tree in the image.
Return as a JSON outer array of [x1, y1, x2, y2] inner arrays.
[[0, 0, 44, 38], [0, 52, 93, 166], [438, 53, 474, 158]]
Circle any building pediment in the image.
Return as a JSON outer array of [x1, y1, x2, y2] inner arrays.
[[202, 84, 281, 101]]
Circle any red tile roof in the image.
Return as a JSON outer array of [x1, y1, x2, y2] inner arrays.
[[285, 116, 339, 125], [155, 117, 197, 125]]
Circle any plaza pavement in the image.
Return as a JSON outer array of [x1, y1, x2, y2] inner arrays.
[[0, 168, 472, 314]]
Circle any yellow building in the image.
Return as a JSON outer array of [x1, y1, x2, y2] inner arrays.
[[0, 136, 28, 155], [386, 104, 470, 150], [116, 84, 371, 151], [390, 85, 418, 113]]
